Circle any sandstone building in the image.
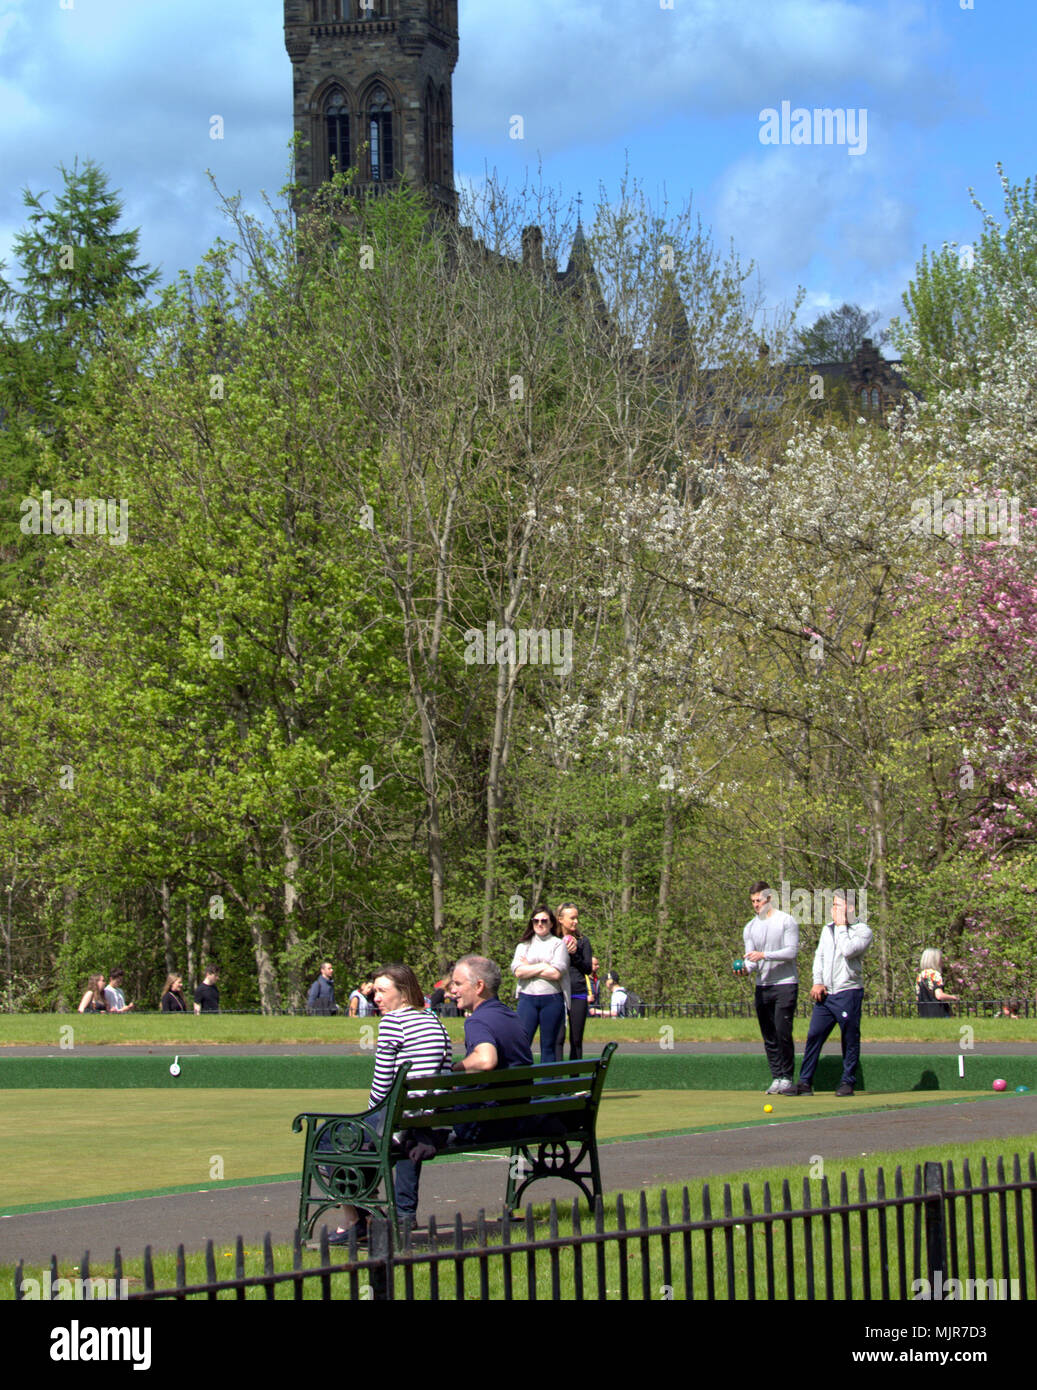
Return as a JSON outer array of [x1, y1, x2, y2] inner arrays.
[[282, 1, 904, 416]]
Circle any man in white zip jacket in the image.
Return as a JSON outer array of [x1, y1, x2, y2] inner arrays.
[[792, 891, 873, 1097]]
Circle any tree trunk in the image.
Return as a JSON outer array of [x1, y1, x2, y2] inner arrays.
[[283, 827, 303, 1013], [653, 790, 675, 998], [160, 878, 175, 977], [866, 772, 892, 1002], [248, 912, 282, 1015]]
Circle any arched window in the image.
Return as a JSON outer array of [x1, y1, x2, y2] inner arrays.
[[325, 87, 350, 179], [871, 387, 880, 408], [367, 86, 394, 181], [861, 388, 869, 408], [436, 86, 447, 183]]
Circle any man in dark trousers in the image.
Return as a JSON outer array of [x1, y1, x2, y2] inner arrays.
[[193, 964, 220, 1015], [307, 961, 337, 1015], [793, 891, 873, 1097], [742, 881, 799, 1095]]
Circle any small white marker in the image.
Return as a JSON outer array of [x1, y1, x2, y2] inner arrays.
[[170, 1055, 181, 1077], [958, 1054, 964, 1078]]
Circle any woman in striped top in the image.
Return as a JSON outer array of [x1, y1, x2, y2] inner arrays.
[[328, 962, 451, 1242], [368, 965, 453, 1107]]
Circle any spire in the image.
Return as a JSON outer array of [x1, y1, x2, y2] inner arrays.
[[651, 272, 690, 359]]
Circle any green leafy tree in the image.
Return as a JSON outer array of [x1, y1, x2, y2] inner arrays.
[[892, 164, 1037, 393], [787, 302, 887, 364], [0, 160, 157, 601]]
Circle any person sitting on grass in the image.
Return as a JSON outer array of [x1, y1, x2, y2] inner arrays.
[[77, 974, 108, 1013]]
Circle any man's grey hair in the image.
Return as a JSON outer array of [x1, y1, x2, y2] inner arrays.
[[455, 955, 501, 998]]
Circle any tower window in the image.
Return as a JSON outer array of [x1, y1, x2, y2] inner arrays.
[[367, 86, 394, 181], [324, 88, 350, 178]]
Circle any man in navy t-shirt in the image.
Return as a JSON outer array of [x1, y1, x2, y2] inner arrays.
[[451, 956, 533, 1072], [449, 955, 532, 1142]]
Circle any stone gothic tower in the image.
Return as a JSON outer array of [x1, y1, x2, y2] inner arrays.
[[284, 1, 458, 215]]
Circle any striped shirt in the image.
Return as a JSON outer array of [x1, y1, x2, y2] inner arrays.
[[369, 1007, 453, 1109]]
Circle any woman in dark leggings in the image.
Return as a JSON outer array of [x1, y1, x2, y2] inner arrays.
[[554, 902, 593, 1060]]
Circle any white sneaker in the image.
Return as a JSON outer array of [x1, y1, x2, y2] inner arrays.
[[765, 1079, 783, 1094], [773, 1078, 794, 1094]]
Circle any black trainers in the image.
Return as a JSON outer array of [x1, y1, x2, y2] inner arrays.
[[792, 1081, 813, 1095], [835, 1083, 854, 1097]]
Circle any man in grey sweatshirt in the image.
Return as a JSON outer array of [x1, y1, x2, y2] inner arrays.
[[793, 890, 873, 1097], [742, 881, 799, 1095]]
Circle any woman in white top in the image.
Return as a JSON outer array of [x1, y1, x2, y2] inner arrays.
[[511, 907, 570, 1063]]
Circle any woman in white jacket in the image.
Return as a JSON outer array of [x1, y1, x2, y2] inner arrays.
[[511, 907, 570, 1063]]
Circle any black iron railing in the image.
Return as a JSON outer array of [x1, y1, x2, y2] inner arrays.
[[15, 1153, 1035, 1302]]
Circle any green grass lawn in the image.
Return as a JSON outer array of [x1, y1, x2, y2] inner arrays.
[[2, 1012, 1033, 1046], [0, 1085, 997, 1211]]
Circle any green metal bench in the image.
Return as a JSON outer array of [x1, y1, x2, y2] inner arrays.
[[292, 1041, 618, 1237]]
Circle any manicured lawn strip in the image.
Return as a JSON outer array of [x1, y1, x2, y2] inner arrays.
[[0, 1087, 999, 1211], [2, 1014, 1034, 1045], [4, 1052, 1028, 1091], [6, 1131, 1035, 1300]]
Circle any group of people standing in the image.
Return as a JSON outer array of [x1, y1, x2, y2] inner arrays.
[[741, 879, 874, 1097], [742, 880, 962, 1096], [511, 902, 593, 1062]]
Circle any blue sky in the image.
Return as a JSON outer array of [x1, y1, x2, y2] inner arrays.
[[1, 0, 1034, 341]]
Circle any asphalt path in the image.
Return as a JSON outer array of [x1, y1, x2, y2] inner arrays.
[[5, 1092, 1036, 1269]]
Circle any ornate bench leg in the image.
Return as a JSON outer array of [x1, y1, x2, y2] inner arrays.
[[505, 1145, 534, 1210]]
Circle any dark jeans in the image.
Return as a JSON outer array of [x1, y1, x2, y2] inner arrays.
[[517, 991, 565, 1063], [799, 988, 863, 1088], [755, 983, 798, 1080], [554, 994, 589, 1060]]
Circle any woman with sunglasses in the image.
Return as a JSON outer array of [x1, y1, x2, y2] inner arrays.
[[511, 907, 570, 1063]]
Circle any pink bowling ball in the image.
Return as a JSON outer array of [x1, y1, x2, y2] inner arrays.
[[992, 1078, 1008, 1091]]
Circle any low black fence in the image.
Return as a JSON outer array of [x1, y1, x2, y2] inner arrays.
[[15, 1153, 1035, 1302], [28, 998, 1032, 1019]]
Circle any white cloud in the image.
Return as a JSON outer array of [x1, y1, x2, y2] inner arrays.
[[459, 0, 955, 152]]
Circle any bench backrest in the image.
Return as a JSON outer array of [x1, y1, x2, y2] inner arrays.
[[388, 1041, 618, 1132]]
